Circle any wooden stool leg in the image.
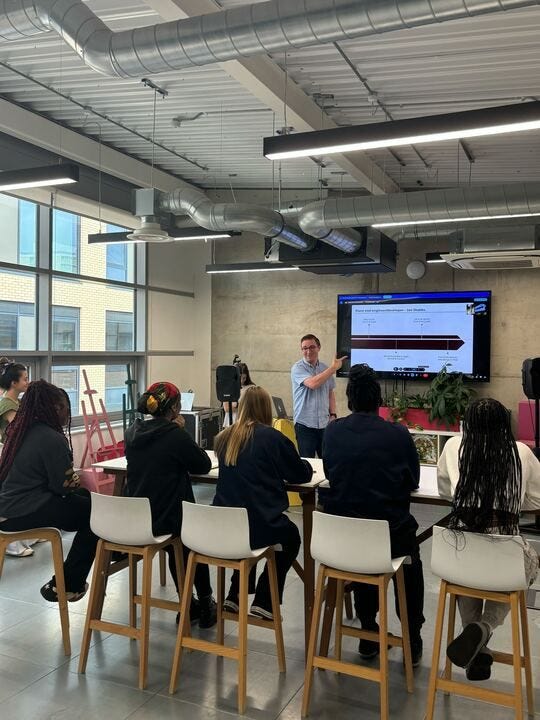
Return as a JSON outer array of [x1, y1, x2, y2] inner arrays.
[[425, 581, 448, 720], [138, 548, 153, 690], [169, 552, 197, 694], [319, 576, 337, 658], [302, 565, 327, 718], [129, 553, 137, 630], [378, 576, 390, 720], [267, 549, 286, 673], [50, 534, 71, 656], [159, 548, 167, 587], [519, 591, 534, 717], [78, 539, 107, 673], [334, 580, 344, 662], [395, 566, 413, 693], [0, 539, 7, 579], [443, 592, 457, 682], [172, 540, 185, 597], [510, 592, 523, 720], [238, 559, 249, 714], [217, 566, 225, 645], [344, 587, 353, 620]]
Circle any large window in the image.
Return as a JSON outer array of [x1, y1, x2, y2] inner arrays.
[[106, 310, 134, 352], [0, 194, 37, 266], [0, 269, 36, 351], [53, 209, 80, 273], [51, 365, 79, 414], [105, 364, 129, 411], [105, 224, 130, 282], [52, 306, 80, 352]]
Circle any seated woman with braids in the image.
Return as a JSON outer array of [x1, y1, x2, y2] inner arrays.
[[125, 381, 217, 628], [438, 397, 540, 680], [0, 380, 98, 602]]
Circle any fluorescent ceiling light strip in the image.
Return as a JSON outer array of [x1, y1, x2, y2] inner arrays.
[[0, 163, 79, 191], [177, 233, 231, 240], [372, 212, 540, 228], [206, 264, 298, 274], [0, 177, 78, 190], [263, 101, 540, 160]]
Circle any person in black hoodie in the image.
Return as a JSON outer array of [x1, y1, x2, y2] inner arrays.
[[321, 364, 424, 666], [124, 381, 217, 628], [213, 385, 313, 620]]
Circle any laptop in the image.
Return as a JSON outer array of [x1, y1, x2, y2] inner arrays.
[[180, 392, 195, 412], [272, 396, 289, 419]]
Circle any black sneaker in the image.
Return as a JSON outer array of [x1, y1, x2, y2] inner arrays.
[[223, 594, 239, 613], [40, 579, 88, 603], [198, 595, 217, 629], [358, 624, 393, 659], [466, 650, 493, 681], [175, 595, 202, 625], [447, 622, 491, 668]]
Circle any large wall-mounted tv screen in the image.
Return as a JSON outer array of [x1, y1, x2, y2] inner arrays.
[[336, 290, 491, 381]]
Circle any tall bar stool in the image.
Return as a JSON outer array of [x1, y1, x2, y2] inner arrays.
[[169, 501, 285, 714], [78, 493, 184, 689], [0, 527, 71, 655], [426, 526, 534, 720], [302, 512, 414, 720]]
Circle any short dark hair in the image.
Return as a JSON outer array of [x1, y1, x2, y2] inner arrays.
[[300, 334, 320, 347], [346, 363, 382, 413], [0, 358, 27, 390]]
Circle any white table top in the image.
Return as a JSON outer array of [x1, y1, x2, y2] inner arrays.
[[93, 454, 442, 500]]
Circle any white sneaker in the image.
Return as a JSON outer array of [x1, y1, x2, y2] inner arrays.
[[6, 541, 34, 557]]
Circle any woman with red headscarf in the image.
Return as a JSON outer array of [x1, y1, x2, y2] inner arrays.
[[125, 381, 217, 628]]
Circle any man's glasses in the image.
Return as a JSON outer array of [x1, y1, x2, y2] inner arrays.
[[302, 345, 318, 352]]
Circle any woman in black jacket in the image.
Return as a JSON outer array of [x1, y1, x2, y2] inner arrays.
[[125, 381, 216, 628], [213, 385, 312, 620]]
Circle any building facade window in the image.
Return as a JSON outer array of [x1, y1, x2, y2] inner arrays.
[[105, 364, 129, 410], [18, 200, 37, 266], [0, 300, 35, 351], [0, 194, 37, 267], [52, 305, 80, 352], [51, 365, 79, 414], [106, 310, 134, 352], [105, 224, 129, 282], [53, 209, 80, 274]]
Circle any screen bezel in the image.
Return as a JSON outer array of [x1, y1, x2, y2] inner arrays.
[[336, 290, 491, 382]]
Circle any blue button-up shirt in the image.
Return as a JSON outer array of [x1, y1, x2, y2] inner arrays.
[[291, 358, 335, 429]]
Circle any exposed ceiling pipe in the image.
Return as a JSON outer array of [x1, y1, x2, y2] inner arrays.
[[298, 183, 540, 235], [0, 0, 539, 78], [158, 187, 316, 252]]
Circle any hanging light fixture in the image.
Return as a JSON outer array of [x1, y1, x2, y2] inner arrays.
[[263, 101, 540, 160], [0, 163, 79, 191]]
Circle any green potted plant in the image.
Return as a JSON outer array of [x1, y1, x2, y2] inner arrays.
[[425, 363, 476, 430]]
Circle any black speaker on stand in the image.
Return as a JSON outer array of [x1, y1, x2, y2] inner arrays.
[[216, 365, 241, 426], [522, 358, 540, 458]]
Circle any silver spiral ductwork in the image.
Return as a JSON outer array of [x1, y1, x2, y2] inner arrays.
[[159, 187, 316, 251], [0, 0, 538, 77], [299, 183, 540, 233]]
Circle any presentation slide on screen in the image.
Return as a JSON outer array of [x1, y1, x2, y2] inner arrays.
[[350, 302, 475, 374]]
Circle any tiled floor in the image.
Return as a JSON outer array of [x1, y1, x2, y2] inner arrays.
[[1, 491, 539, 719]]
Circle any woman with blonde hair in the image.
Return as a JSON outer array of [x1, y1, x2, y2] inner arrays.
[[213, 385, 312, 619]]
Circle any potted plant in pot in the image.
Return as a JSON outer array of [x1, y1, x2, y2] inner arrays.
[[425, 363, 476, 430]]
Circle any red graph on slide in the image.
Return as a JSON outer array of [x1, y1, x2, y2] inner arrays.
[[351, 334, 464, 350]]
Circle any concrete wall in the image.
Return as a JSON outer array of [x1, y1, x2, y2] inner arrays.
[[210, 193, 539, 426]]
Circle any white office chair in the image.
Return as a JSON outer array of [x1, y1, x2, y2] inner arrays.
[[302, 512, 414, 720], [169, 501, 285, 714], [0, 526, 71, 655], [78, 493, 184, 690], [426, 526, 534, 719]]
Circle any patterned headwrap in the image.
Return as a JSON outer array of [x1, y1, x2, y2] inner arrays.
[[142, 381, 180, 415]]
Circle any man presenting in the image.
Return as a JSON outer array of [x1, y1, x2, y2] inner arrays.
[[291, 334, 345, 457], [321, 363, 424, 666]]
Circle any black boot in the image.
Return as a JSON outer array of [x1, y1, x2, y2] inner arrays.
[[198, 594, 217, 629]]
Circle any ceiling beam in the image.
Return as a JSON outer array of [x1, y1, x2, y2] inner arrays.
[[144, 0, 398, 195], [0, 99, 195, 193]]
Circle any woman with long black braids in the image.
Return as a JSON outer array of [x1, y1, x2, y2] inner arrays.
[[0, 380, 98, 602], [438, 397, 540, 680]]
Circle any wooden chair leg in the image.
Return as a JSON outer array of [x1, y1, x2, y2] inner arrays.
[[172, 540, 185, 597], [301, 565, 327, 718], [50, 533, 71, 656], [344, 587, 353, 620], [334, 579, 344, 662], [395, 566, 413, 693], [238, 559, 249, 714], [510, 592, 523, 720], [169, 551, 197, 694], [159, 548, 167, 587], [319, 576, 337, 658], [138, 547, 153, 690], [129, 553, 137, 630], [217, 565, 225, 645], [267, 549, 286, 673], [0, 539, 7, 579], [378, 576, 390, 720], [519, 591, 534, 717], [425, 581, 448, 720], [78, 539, 107, 673], [443, 592, 457, 682]]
